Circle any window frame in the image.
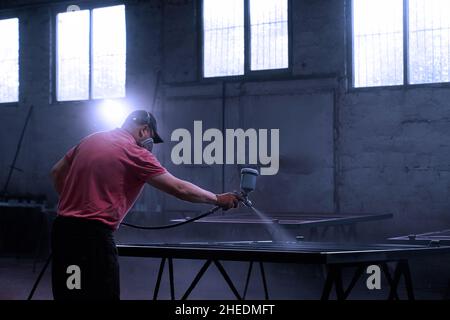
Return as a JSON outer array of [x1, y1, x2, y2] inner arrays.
[[0, 13, 20, 106], [348, 0, 450, 91], [51, 1, 126, 104], [198, 0, 293, 81]]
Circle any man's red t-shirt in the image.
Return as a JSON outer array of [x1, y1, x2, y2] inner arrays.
[[57, 128, 167, 230]]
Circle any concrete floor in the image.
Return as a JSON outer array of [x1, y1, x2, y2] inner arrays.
[[1, 255, 449, 300], [2, 218, 450, 300]]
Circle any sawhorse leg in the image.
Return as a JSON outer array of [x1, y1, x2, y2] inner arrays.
[[153, 258, 175, 300], [181, 260, 243, 300], [321, 264, 346, 300], [181, 260, 212, 300], [242, 261, 270, 300], [153, 259, 270, 300], [386, 260, 415, 300], [321, 264, 372, 300], [321, 261, 415, 300]]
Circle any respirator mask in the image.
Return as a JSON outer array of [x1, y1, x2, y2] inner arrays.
[[140, 137, 154, 153], [131, 110, 163, 153]]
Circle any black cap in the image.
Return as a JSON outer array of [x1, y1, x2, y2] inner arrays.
[[126, 110, 163, 143]]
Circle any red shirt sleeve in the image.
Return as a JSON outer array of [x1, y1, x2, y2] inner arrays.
[[64, 145, 79, 166], [125, 147, 167, 182]]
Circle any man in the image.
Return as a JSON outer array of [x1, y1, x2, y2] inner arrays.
[[50, 110, 241, 300]]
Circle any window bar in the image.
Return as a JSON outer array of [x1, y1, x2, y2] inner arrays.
[[403, 0, 409, 85], [415, 0, 418, 82], [378, 23, 382, 85], [266, 3, 270, 69], [288, 0, 292, 71], [439, 0, 442, 81], [89, 9, 93, 99], [219, 5, 223, 76], [423, 0, 426, 82], [244, 0, 250, 73], [54, 14, 59, 102], [350, 0, 357, 87], [274, 0, 278, 66], [431, 0, 435, 81], [225, 5, 229, 75], [199, 0, 205, 79], [387, 17, 391, 83]]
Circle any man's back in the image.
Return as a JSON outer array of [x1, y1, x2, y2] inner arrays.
[[58, 128, 167, 229]]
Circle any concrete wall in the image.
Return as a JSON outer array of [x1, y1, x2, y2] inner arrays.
[[340, 88, 450, 232], [1, 0, 450, 238]]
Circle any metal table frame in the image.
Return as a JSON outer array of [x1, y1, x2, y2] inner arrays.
[[389, 229, 450, 246], [149, 257, 269, 300], [118, 241, 447, 300], [388, 229, 450, 299], [172, 213, 393, 241]]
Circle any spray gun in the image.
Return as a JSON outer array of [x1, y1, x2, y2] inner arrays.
[[239, 168, 259, 207]]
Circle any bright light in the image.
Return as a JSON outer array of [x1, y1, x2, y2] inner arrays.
[[97, 99, 129, 129]]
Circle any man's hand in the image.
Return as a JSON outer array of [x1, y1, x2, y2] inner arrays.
[[215, 193, 241, 210]]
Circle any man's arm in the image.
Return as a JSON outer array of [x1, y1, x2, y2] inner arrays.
[[147, 172, 240, 210], [50, 157, 70, 195]]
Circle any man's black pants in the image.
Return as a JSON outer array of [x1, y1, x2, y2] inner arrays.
[[51, 216, 120, 300]]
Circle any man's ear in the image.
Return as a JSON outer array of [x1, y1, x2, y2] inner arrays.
[[138, 126, 146, 138]]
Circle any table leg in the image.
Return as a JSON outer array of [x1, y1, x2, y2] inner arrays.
[[381, 262, 399, 300], [153, 258, 166, 300], [242, 261, 253, 299], [33, 210, 47, 272], [259, 262, 269, 300], [401, 261, 415, 300], [181, 260, 212, 300], [321, 265, 344, 300], [321, 266, 335, 300], [214, 260, 242, 300], [242, 261, 270, 300], [387, 260, 415, 300], [168, 258, 175, 300], [321, 264, 362, 300], [343, 265, 365, 299], [334, 266, 345, 300]]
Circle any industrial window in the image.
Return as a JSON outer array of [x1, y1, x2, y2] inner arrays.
[[353, 0, 404, 87], [0, 18, 19, 103], [352, 0, 450, 88], [56, 5, 126, 101], [202, 0, 289, 78], [250, 0, 288, 71], [409, 0, 450, 84]]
